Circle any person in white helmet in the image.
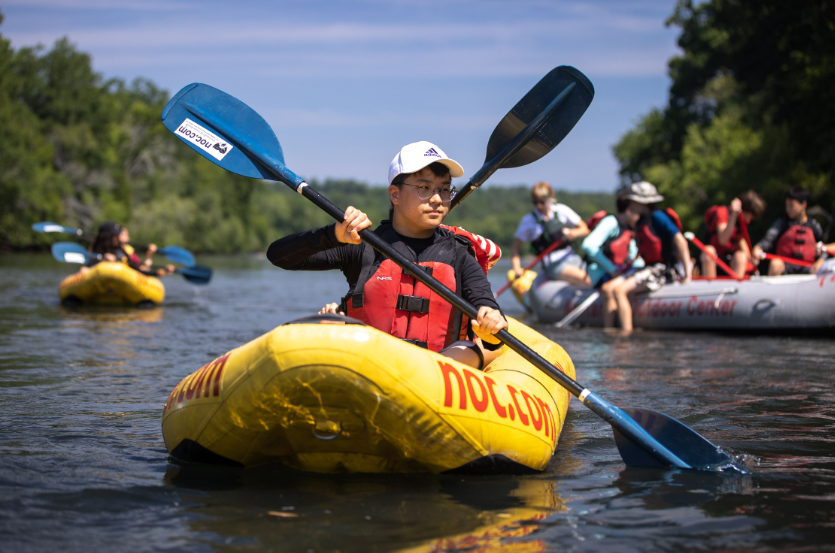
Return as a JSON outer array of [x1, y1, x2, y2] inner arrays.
[[268, 141, 507, 370]]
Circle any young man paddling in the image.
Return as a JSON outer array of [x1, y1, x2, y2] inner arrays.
[[268, 141, 507, 370]]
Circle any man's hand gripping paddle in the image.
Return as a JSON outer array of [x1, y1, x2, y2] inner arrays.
[[160, 83, 744, 473], [449, 66, 594, 211], [33, 222, 196, 267], [51, 242, 212, 284]]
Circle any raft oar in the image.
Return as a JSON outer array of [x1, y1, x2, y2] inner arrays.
[[555, 256, 638, 328], [160, 83, 743, 472], [449, 66, 594, 212], [684, 232, 746, 281], [50, 242, 212, 285], [32, 222, 197, 267], [494, 237, 567, 298], [763, 252, 814, 268]]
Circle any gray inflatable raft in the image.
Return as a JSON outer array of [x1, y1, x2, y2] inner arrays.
[[528, 272, 835, 331]]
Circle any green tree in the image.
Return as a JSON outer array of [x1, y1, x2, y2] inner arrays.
[[614, 0, 835, 239]]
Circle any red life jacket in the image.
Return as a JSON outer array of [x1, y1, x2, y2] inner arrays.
[[343, 224, 472, 352], [635, 208, 683, 266], [586, 210, 608, 231], [602, 218, 634, 266], [776, 223, 818, 263], [704, 205, 744, 256]]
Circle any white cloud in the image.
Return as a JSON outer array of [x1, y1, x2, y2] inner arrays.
[[2, 0, 195, 9], [8, 17, 676, 79]]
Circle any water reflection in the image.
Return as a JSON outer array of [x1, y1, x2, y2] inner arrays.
[[165, 464, 566, 552], [1, 256, 834, 552]]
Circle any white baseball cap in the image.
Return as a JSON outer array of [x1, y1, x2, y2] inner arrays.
[[388, 141, 464, 185]]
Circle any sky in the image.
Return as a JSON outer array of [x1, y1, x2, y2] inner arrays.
[[1, 0, 680, 192]]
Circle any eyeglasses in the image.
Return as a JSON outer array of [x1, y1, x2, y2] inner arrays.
[[533, 199, 550, 206], [402, 183, 457, 202]]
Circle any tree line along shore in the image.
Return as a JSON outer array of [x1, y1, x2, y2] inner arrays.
[[2, 1, 833, 254]]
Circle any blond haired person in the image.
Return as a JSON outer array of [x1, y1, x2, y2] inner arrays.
[[511, 181, 591, 286]]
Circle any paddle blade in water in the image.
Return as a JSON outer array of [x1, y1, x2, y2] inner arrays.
[[51, 242, 90, 264], [486, 66, 594, 169], [178, 265, 212, 285], [613, 408, 743, 472], [161, 83, 285, 181], [157, 246, 196, 267]]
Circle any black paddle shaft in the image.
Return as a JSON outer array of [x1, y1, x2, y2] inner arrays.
[[297, 183, 586, 398]]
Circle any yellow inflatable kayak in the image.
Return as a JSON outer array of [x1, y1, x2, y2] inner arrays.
[[59, 262, 165, 306], [161, 316, 575, 473]]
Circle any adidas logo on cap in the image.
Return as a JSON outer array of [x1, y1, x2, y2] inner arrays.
[[424, 148, 441, 158]]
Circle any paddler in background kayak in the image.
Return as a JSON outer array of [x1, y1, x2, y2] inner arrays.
[[510, 181, 591, 286], [752, 186, 825, 275], [85, 221, 175, 277], [580, 187, 646, 328], [606, 182, 693, 332], [268, 141, 507, 371], [700, 190, 766, 278]]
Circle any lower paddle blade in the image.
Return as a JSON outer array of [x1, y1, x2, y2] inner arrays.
[[51, 242, 90, 264], [613, 408, 741, 471], [486, 66, 594, 169], [157, 246, 196, 267], [178, 265, 212, 285], [161, 83, 284, 180]]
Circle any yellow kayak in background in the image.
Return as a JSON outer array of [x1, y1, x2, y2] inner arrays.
[[161, 317, 575, 473], [59, 262, 165, 306]]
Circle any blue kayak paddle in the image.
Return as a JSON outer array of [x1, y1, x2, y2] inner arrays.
[[51, 242, 212, 285], [449, 66, 595, 211], [32, 222, 196, 267], [160, 82, 743, 472]]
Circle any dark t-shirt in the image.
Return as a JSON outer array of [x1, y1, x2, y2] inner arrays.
[[266, 224, 500, 312]]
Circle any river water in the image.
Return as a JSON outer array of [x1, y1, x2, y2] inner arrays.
[[1, 253, 833, 552]]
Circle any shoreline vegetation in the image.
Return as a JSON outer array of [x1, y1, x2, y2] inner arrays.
[[3, 1, 833, 254], [0, 12, 612, 254]]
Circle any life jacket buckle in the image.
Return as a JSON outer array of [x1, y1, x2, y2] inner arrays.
[[402, 339, 428, 349], [396, 295, 430, 314]]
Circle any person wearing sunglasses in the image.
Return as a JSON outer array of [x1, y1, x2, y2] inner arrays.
[[511, 181, 591, 286], [268, 141, 507, 370]]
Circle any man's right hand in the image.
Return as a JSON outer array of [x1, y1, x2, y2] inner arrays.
[[318, 303, 345, 316], [730, 198, 742, 214], [335, 206, 372, 244]]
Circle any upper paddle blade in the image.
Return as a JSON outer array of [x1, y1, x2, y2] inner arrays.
[[51, 242, 91, 264], [161, 83, 284, 180], [613, 408, 742, 471], [177, 265, 212, 285], [33, 222, 83, 235], [486, 66, 594, 169], [157, 246, 196, 267]]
